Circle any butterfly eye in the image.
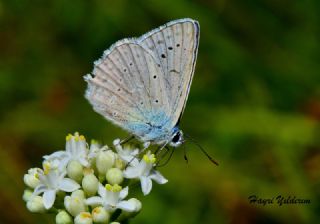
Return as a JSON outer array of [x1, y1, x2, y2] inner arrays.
[[172, 132, 180, 143]]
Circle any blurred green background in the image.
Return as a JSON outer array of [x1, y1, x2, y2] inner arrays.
[[1, 0, 320, 223]]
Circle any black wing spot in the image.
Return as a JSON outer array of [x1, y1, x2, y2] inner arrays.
[[117, 88, 121, 92], [176, 44, 180, 47], [153, 75, 157, 79], [129, 62, 133, 66], [157, 40, 163, 44], [123, 68, 127, 72], [170, 69, 179, 74], [157, 64, 161, 67], [155, 100, 159, 103], [161, 54, 166, 58], [168, 46, 173, 50], [140, 102, 144, 105]]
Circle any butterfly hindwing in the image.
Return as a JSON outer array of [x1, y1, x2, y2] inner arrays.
[[85, 40, 170, 138]]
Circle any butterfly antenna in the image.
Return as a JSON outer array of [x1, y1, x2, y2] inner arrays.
[[182, 144, 188, 164], [184, 134, 219, 166]]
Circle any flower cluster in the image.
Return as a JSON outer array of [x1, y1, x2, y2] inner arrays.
[[23, 132, 168, 224]]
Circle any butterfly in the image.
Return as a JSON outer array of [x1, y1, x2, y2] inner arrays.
[[84, 18, 199, 150]]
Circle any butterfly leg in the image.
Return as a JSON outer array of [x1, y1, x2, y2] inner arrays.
[[120, 135, 135, 145], [156, 146, 174, 167], [125, 141, 151, 168]]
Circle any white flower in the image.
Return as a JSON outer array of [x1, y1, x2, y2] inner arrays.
[[123, 151, 168, 195], [67, 160, 84, 182], [86, 184, 136, 212], [64, 190, 87, 217], [113, 139, 139, 163], [82, 169, 99, 197], [26, 195, 47, 213], [23, 189, 33, 202], [24, 168, 41, 188], [96, 149, 116, 175], [33, 161, 80, 209], [87, 140, 103, 160], [106, 168, 124, 185], [127, 198, 142, 213], [56, 210, 73, 224], [92, 206, 110, 223], [44, 132, 89, 170], [74, 212, 93, 224]]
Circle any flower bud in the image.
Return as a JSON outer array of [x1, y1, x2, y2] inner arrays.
[[106, 168, 124, 185], [113, 139, 122, 150], [23, 168, 40, 188], [67, 160, 84, 183], [92, 206, 110, 223], [56, 210, 73, 224], [22, 189, 33, 202], [72, 189, 86, 200], [114, 158, 126, 170], [64, 191, 86, 217], [74, 212, 93, 224], [82, 172, 99, 197], [26, 196, 46, 213], [96, 150, 115, 175], [118, 198, 142, 221], [128, 198, 142, 212]]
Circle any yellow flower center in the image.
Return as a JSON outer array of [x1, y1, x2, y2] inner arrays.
[[43, 162, 51, 175], [105, 184, 122, 192], [80, 212, 92, 219], [92, 207, 102, 214], [143, 153, 156, 164], [66, 132, 86, 141], [66, 133, 72, 141], [91, 139, 98, 144]]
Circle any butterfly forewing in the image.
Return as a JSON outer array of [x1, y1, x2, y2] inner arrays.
[[138, 18, 199, 126], [85, 18, 199, 143]]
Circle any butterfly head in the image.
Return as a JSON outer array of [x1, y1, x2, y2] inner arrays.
[[169, 128, 184, 147]]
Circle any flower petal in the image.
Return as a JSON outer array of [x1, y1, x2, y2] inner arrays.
[[150, 171, 168, 184], [79, 157, 89, 167], [43, 151, 66, 160], [123, 166, 139, 179], [117, 200, 135, 212], [43, 189, 56, 209], [140, 176, 152, 195], [58, 157, 70, 171], [119, 186, 128, 200], [98, 183, 106, 198], [86, 196, 103, 206], [33, 184, 47, 196], [58, 178, 80, 192]]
